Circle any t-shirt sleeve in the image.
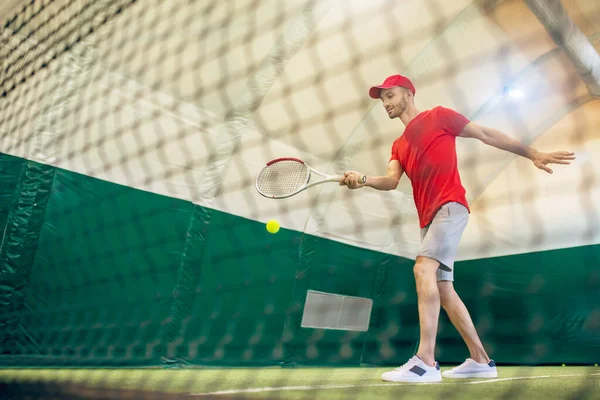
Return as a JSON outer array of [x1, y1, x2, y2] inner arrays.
[[438, 106, 470, 136], [389, 138, 400, 163]]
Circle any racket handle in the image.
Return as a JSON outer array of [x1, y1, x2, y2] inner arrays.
[[335, 175, 366, 184]]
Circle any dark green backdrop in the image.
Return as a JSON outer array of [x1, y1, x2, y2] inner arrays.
[[0, 153, 598, 367]]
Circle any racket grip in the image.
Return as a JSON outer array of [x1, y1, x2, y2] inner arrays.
[[349, 174, 366, 184], [336, 174, 366, 184]]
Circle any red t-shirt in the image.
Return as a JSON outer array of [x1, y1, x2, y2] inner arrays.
[[389, 106, 470, 228]]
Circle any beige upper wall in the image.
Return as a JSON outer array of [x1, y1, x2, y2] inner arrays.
[[0, 1, 599, 260]]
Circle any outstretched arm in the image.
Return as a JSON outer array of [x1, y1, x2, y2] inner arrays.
[[459, 122, 575, 174], [340, 160, 404, 190]]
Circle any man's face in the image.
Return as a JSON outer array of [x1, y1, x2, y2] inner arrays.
[[380, 87, 408, 119]]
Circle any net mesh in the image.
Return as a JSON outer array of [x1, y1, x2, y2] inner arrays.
[[256, 159, 310, 198], [0, 0, 599, 398]]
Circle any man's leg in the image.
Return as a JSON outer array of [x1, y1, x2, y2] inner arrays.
[[438, 281, 490, 363], [414, 255, 442, 367], [381, 203, 467, 383], [380, 253, 443, 382]]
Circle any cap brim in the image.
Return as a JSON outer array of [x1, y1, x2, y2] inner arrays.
[[369, 85, 395, 99]]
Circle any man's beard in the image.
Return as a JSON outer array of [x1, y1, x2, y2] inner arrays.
[[398, 98, 407, 114], [390, 99, 407, 118]]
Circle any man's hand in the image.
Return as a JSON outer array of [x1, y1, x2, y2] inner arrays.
[[531, 151, 575, 174], [340, 171, 366, 189]]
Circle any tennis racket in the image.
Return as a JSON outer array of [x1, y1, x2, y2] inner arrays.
[[255, 157, 365, 199]]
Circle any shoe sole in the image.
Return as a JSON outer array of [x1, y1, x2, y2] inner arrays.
[[442, 371, 498, 379], [381, 375, 442, 383]]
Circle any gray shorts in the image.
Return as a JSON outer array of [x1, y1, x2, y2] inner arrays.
[[419, 202, 469, 282]]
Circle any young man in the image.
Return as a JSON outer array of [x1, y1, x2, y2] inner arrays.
[[341, 74, 575, 383]]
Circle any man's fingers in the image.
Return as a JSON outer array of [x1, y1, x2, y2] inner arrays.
[[535, 160, 553, 173], [556, 154, 576, 160], [551, 152, 575, 159]]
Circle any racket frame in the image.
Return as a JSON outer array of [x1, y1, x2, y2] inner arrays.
[[255, 157, 345, 199]]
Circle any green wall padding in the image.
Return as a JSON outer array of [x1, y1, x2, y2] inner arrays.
[[0, 154, 26, 355], [362, 247, 600, 366], [0, 159, 54, 355], [166, 212, 300, 366], [282, 233, 399, 366], [14, 168, 193, 365], [0, 153, 598, 367], [0, 154, 25, 233], [158, 205, 212, 367]]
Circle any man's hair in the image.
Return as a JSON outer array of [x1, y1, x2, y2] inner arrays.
[[397, 86, 415, 101], [400, 86, 413, 95]]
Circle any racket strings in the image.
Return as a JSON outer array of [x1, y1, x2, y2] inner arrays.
[[257, 161, 309, 197]]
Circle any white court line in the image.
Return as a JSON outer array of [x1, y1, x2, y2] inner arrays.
[[468, 373, 600, 384], [193, 383, 429, 396], [192, 373, 600, 396]]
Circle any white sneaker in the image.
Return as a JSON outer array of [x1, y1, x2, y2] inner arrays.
[[381, 356, 442, 383], [442, 358, 498, 378]]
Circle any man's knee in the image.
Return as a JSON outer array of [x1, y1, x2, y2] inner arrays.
[[413, 256, 440, 280], [438, 281, 456, 309]]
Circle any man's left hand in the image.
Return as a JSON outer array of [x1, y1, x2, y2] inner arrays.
[[532, 151, 575, 174]]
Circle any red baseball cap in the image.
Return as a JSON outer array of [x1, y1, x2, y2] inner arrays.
[[369, 75, 416, 99]]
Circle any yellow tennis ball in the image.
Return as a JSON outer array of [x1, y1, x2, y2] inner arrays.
[[562, 364, 566, 367], [266, 219, 280, 234]]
